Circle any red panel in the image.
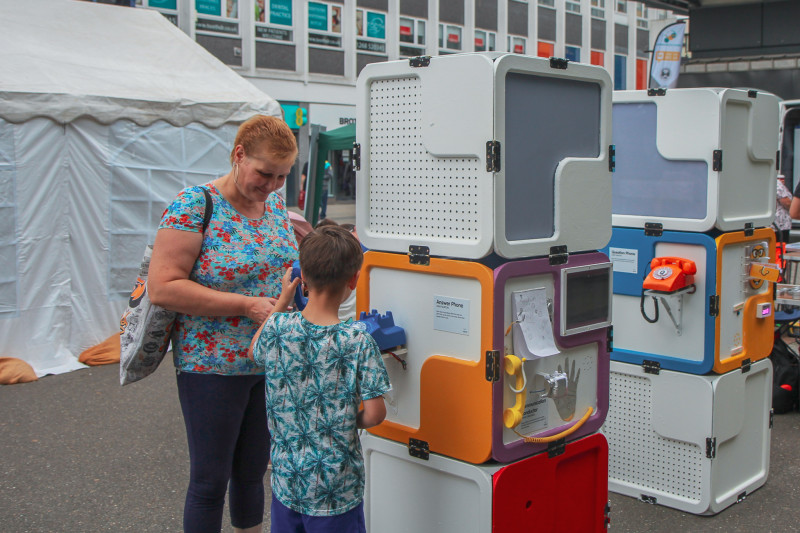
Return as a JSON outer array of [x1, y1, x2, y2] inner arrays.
[[492, 433, 609, 532], [591, 51, 605, 66], [537, 41, 554, 58], [636, 59, 648, 90]]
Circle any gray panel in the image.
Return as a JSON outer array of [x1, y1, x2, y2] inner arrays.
[[611, 102, 708, 220], [256, 42, 296, 71], [677, 68, 800, 101], [196, 34, 242, 67], [309, 48, 345, 75], [636, 29, 649, 58], [400, 0, 427, 18], [689, 5, 761, 53], [508, 1, 528, 36], [475, 0, 498, 31], [439, 0, 465, 24], [591, 18, 605, 50], [537, 6, 555, 42], [565, 13, 581, 46], [358, 0, 388, 10], [615, 23, 628, 54], [763, 1, 800, 48], [504, 74, 601, 241], [357, 53, 388, 76]]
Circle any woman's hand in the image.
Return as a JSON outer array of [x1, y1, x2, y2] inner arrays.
[[245, 296, 280, 323]]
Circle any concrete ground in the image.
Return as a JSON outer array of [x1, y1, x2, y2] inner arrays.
[[3, 201, 800, 532]]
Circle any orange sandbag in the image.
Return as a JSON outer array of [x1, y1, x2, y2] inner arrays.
[[0, 357, 38, 384], [79, 333, 121, 366]]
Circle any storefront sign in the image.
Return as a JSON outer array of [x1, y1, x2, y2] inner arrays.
[[270, 0, 292, 25], [366, 12, 385, 40], [309, 33, 341, 47], [196, 18, 239, 34], [308, 2, 328, 31], [256, 26, 292, 41], [357, 40, 386, 54], [196, 0, 220, 16]]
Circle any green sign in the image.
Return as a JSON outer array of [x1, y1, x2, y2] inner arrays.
[[150, 0, 176, 9], [308, 2, 328, 31], [196, 0, 220, 16], [270, 0, 292, 26], [366, 12, 385, 40]]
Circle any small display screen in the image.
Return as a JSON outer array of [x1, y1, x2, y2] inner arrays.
[[564, 265, 612, 334]]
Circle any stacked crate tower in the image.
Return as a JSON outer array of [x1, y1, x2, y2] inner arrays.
[[353, 53, 615, 533], [600, 88, 781, 515]]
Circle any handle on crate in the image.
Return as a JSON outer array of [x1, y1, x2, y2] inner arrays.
[[513, 406, 594, 444]]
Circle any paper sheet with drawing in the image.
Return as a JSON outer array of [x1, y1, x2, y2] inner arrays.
[[511, 288, 561, 359]]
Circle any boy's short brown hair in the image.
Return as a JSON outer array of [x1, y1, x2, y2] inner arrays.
[[299, 226, 364, 292]]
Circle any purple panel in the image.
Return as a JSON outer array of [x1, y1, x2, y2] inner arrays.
[[491, 251, 611, 463]]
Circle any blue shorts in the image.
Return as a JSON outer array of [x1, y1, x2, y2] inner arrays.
[[270, 495, 366, 533]]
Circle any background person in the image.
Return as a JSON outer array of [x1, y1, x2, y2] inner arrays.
[[148, 115, 299, 533], [775, 174, 792, 244]]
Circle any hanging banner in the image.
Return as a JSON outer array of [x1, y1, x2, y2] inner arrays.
[[649, 21, 686, 89]]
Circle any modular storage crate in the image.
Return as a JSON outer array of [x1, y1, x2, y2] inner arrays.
[[603, 359, 772, 515], [362, 432, 609, 533], [358, 250, 611, 464], [603, 227, 775, 375], [355, 52, 613, 260], [611, 88, 780, 233]]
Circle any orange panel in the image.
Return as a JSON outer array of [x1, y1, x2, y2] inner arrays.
[[537, 41, 554, 58], [636, 58, 648, 90], [591, 51, 605, 67], [358, 251, 495, 464]]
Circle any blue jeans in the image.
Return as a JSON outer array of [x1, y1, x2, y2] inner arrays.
[[177, 371, 269, 532], [320, 187, 329, 218]]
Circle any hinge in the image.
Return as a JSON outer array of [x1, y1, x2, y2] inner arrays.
[[743, 222, 754, 237], [747, 89, 757, 98], [486, 141, 501, 172], [609, 144, 616, 172], [644, 222, 663, 237], [549, 245, 568, 265], [706, 437, 716, 458], [485, 350, 501, 382], [770, 408, 774, 429], [737, 491, 748, 503], [352, 142, 361, 171], [409, 55, 430, 68], [408, 245, 430, 266], [709, 295, 720, 317], [549, 57, 569, 70], [604, 502, 611, 530], [408, 438, 429, 460], [741, 358, 751, 373], [777, 150, 781, 171], [713, 150, 723, 172], [606, 326, 614, 353], [642, 360, 661, 375], [647, 88, 666, 97], [547, 438, 566, 458], [640, 495, 657, 504]]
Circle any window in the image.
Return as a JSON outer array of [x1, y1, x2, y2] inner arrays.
[[538, 0, 555, 6], [535, 41, 553, 57], [195, 0, 240, 36], [439, 24, 463, 51], [616, 1, 626, 13], [565, 45, 581, 62], [636, 4, 648, 18], [308, 1, 342, 48], [591, 0, 605, 18], [508, 36, 527, 54], [566, 1, 581, 14], [591, 50, 605, 66], [399, 16, 426, 56], [614, 54, 626, 90], [356, 9, 387, 54], [255, 0, 293, 43], [475, 29, 497, 52]]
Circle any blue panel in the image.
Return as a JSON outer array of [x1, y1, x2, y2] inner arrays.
[[601, 227, 718, 374], [614, 54, 626, 90]]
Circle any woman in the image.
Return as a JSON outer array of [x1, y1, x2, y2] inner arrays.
[[149, 115, 299, 533]]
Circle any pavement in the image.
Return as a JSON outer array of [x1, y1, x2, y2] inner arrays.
[[3, 200, 800, 532]]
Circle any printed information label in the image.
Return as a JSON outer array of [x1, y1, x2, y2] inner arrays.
[[433, 295, 470, 336], [609, 247, 638, 274]]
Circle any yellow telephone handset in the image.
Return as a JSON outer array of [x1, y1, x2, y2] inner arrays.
[[503, 354, 527, 429]]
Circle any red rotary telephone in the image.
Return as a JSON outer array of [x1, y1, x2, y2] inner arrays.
[[643, 257, 697, 293]]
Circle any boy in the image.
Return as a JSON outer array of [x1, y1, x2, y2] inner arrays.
[[249, 225, 391, 532]]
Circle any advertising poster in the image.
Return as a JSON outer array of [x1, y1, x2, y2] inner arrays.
[[649, 21, 686, 89]]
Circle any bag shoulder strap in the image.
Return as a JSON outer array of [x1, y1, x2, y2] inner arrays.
[[201, 186, 213, 234]]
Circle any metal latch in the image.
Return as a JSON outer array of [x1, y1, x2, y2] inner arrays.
[[642, 360, 661, 375], [409, 56, 430, 68], [706, 437, 716, 458], [408, 245, 430, 266], [549, 57, 569, 70], [737, 491, 748, 503], [640, 495, 657, 504], [352, 142, 361, 171], [547, 438, 566, 458], [709, 295, 720, 317], [770, 408, 774, 429], [741, 358, 751, 373], [486, 141, 501, 172], [644, 222, 663, 237], [549, 245, 568, 265], [408, 438, 429, 460], [647, 88, 666, 96], [743, 222, 754, 237], [609, 144, 616, 172], [606, 326, 614, 353], [747, 89, 757, 98], [713, 150, 723, 172], [485, 350, 500, 382]]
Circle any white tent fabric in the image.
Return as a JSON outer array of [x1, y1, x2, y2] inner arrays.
[[0, 0, 281, 377]]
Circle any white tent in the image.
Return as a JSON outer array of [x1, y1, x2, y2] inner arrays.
[[0, 0, 281, 376]]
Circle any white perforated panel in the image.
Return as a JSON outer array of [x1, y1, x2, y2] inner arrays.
[[367, 77, 483, 242], [606, 371, 704, 502]]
